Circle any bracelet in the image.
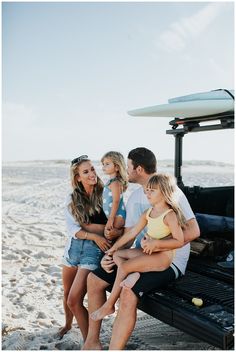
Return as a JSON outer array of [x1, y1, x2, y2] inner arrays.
[[84, 231, 88, 240]]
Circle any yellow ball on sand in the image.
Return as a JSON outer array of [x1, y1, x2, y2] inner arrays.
[[192, 298, 203, 307]]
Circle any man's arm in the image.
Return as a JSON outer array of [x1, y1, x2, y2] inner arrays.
[[183, 218, 200, 244]]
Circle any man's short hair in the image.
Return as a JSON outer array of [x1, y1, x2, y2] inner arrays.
[[128, 147, 157, 174]]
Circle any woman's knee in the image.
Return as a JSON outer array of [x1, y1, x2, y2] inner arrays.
[[87, 272, 107, 293], [67, 293, 83, 311], [67, 294, 75, 310]]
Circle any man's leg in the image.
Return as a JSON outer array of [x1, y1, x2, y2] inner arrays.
[[82, 272, 110, 350], [109, 287, 138, 350], [109, 267, 176, 350]]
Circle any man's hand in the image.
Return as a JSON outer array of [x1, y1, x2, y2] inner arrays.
[[101, 253, 116, 273]]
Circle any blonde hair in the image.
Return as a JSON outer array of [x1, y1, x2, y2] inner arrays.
[[69, 160, 104, 224], [101, 151, 128, 192], [147, 173, 186, 227]]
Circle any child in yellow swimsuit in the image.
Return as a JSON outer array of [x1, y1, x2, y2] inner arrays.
[[91, 173, 186, 321]]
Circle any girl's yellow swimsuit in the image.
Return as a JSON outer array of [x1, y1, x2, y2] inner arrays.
[[146, 208, 173, 239]]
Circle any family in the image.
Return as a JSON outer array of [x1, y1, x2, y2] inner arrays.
[[60, 147, 200, 350]]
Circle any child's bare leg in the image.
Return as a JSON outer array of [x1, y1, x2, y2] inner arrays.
[[113, 248, 144, 265], [119, 249, 174, 288], [90, 249, 144, 321], [120, 272, 141, 288], [113, 249, 143, 288], [113, 248, 143, 264]]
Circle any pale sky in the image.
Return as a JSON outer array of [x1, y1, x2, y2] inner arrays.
[[2, 1, 234, 163]]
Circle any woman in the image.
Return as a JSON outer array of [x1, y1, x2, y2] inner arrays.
[[59, 155, 111, 341]]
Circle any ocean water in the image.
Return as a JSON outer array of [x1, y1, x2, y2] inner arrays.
[[3, 159, 234, 189], [2, 160, 234, 224]]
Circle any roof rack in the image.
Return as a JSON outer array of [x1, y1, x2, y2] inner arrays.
[[166, 111, 234, 188]]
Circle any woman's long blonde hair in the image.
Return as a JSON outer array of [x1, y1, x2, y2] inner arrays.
[[101, 151, 128, 192], [147, 173, 186, 227], [69, 159, 104, 224]]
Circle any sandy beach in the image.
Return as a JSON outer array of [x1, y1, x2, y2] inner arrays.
[[2, 160, 233, 350]]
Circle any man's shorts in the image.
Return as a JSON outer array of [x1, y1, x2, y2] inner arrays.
[[92, 264, 181, 298]]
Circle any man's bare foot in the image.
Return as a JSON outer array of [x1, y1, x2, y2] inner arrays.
[[90, 303, 115, 321], [82, 341, 103, 350], [58, 325, 71, 338], [120, 272, 140, 288]]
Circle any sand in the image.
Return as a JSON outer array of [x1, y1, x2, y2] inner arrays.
[[2, 160, 227, 350]]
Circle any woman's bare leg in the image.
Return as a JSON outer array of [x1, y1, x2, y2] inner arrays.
[[59, 265, 78, 337], [82, 272, 110, 350], [67, 267, 90, 341], [90, 250, 173, 321]]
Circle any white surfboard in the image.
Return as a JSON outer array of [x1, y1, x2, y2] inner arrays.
[[168, 89, 234, 104], [128, 90, 234, 119]]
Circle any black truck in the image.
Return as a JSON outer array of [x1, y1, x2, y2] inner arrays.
[[130, 91, 234, 349]]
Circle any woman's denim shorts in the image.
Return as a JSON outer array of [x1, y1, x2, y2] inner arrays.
[[62, 238, 103, 270]]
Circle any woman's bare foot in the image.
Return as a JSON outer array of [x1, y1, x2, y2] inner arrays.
[[82, 340, 103, 350], [58, 325, 71, 338], [120, 272, 140, 288], [90, 302, 115, 321]]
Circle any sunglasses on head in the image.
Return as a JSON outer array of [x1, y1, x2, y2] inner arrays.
[[71, 155, 89, 166]]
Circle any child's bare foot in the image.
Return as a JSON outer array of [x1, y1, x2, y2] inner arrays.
[[120, 272, 140, 288], [90, 303, 115, 321], [58, 325, 71, 338]]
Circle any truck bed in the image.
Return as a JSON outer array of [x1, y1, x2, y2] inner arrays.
[[138, 269, 234, 350]]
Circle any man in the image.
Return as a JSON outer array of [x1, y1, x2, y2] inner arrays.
[[82, 147, 200, 350]]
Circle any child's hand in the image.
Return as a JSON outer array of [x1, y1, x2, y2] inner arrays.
[[141, 235, 157, 255], [106, 217, 114, 231], [106, 246, 116, 256], [140, 234, 150, 249], [104, 228, 121, 241]]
